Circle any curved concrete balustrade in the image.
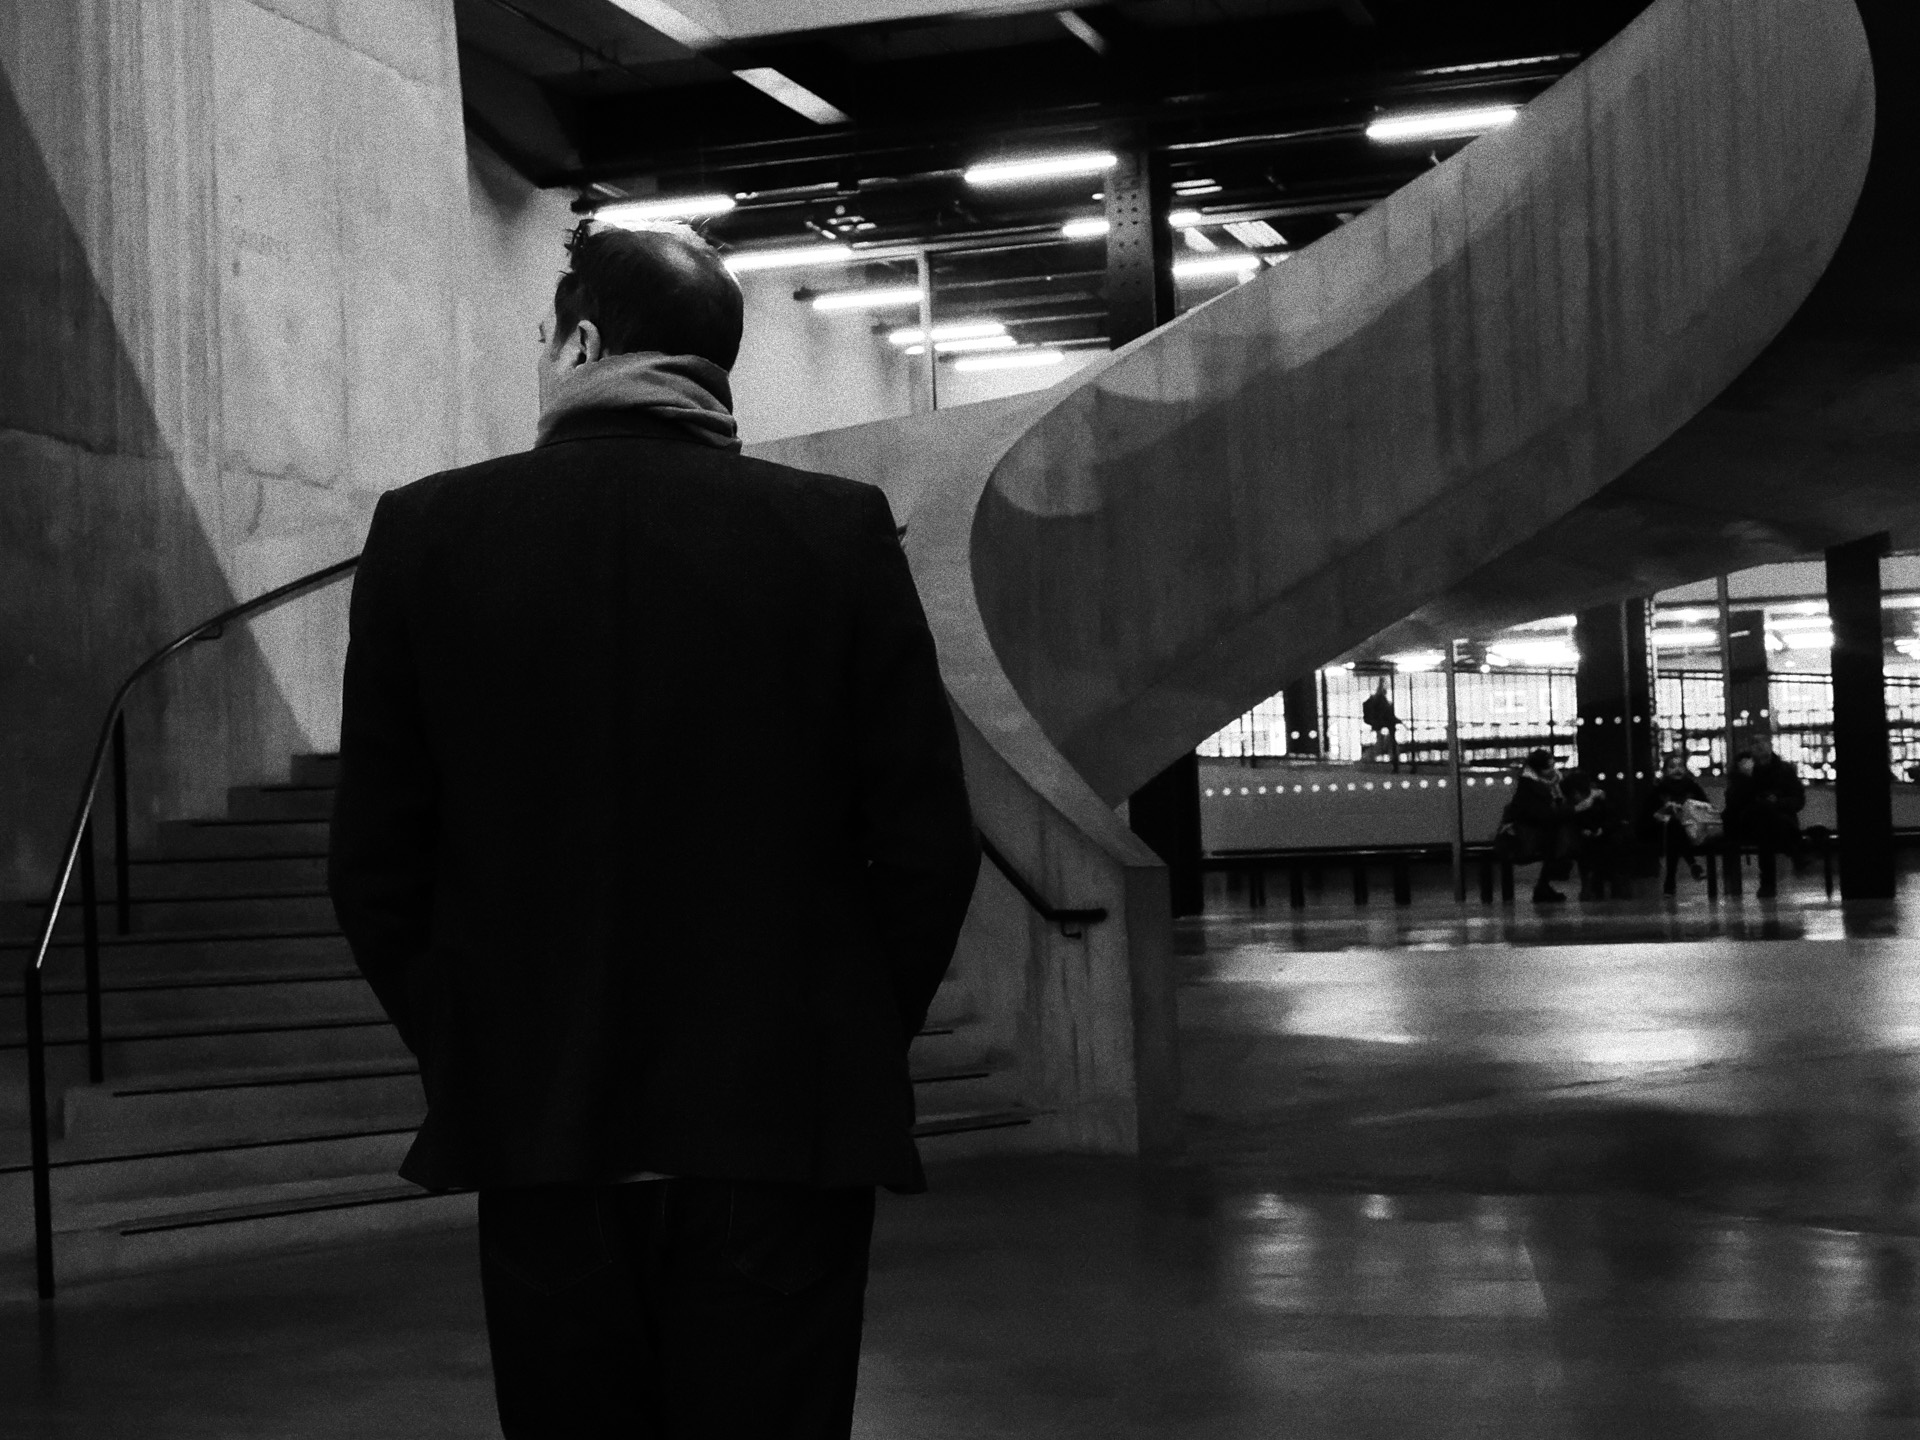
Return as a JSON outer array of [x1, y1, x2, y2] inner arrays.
[[1373, 0, 1920, 650], [973, 0, 1873, 803], [751, 0, 1875, 1162]]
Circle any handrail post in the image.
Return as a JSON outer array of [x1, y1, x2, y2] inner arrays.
[[79, 819, 104, 1086], [112, 712, 130, 936], [24, 961, 56, 1300]]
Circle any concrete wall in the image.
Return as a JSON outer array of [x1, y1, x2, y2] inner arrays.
[[1, 0, 481, 902], [466, 134, 576, 458], [731, 270, 912, 446]]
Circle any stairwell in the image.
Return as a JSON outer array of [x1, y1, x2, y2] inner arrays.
[[0, 750, 1031, 1291]]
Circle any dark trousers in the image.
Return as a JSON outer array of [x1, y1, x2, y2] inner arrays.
[[477, 1177, 877, 1439], [1659, 817, 1699, 889]]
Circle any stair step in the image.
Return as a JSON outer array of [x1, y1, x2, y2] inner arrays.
[[45, 1125, 419, 1208], [0, 1017, 411, 1110], [153, 818, 332, 859], [124, 854, 329, 897], [289, 753, 341, 787], [15, 892, 338, 938], [49, 1175, 474, 1286], [0, 932, 353, 988], [226, 785, 336, 821], [0, 974, 380, 1047]]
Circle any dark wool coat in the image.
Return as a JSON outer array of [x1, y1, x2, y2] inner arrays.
[[327, 408, 981, 1196]]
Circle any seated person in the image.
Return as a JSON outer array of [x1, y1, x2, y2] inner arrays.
[[1560, 767, 1618, 900], [1722, 732, 1804, 898], [1642, 750, 1710, 894], [1505, 748, 1576, 904]]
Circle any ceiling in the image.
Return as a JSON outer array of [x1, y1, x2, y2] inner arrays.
[[458, 0, 1653, 350]]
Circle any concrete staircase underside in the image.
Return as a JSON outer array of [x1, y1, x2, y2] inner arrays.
[[0, 751, 1033, 1290]]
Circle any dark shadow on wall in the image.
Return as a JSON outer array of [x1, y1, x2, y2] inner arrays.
[[0, 62, 305, 906]]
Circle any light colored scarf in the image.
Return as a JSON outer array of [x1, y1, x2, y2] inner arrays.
[[536, 350, 741, 451]]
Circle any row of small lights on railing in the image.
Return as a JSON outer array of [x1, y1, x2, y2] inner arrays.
[[1202, 776, 1516, 797], [588, 106, 1519, 370]]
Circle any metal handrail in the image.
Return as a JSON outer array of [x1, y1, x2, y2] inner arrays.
[[977, 834, 1108, 936], [16, 549, 1102, 1299], [19, 555, 360, 1300]]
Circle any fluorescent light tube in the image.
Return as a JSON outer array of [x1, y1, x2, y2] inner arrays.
[[605, 0, 717, 47], [1487, 639, 1579, 667], [1171, 179, 1221, 195], [1509, 614, 1576, 631], [1653, 629, 1720, 648], [732, 68, 849, 126], [595, 194, 736, 226], [724, 244, 855, 273], [811, 286, 924, 312], [1061, 216, 1110, 239], [1168, 210, 1205, 227], [964, 151, 1116, 186], [1224, 220, 1287, 248], [887, 321, 1007, 346], [953, 349, 1066, 373], [1173, 253, 1260, 278], [931, 334, 1018, 354], [1384, 651, 1444, 672], [1366, 104, 1519, 143]]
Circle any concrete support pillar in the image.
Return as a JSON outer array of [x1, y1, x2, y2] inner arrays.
[[1827, 532, 1896, 899], [1284, 675, 1323, 757], [1108, 136, 1196, 914], [1575, 600, 1655, 814], [1724, 607, 1772, 760]]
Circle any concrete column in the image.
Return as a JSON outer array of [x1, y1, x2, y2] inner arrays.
[[1107, 136, 1196, 913], [1827, 532, 1896, 898], [1725, 607, 1772, 760], [1575, 600, 1655, 813]]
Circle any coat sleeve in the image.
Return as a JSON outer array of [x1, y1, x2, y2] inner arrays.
[[847, 485, 982, 1043], [327, 490, 438, 1057]]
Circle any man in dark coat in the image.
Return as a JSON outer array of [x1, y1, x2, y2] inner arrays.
[[327, 221, 981, 1439], [1723, 731, 1805, 898]]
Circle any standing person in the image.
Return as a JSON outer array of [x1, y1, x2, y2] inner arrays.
[[1722, 731, 1805, 898], [1643, 751, 1711, 895], [1505, 748, 1576, 903], [327, 220, 982, 1439]]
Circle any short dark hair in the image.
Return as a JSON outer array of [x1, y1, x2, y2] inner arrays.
[[1525, 748, 1555, 770], [552, 221, 745, 370]]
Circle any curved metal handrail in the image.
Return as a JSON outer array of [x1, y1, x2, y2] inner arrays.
[[15, 548, 1106, 1299], [19, 555, 359, 1301], [25, 555, 360, 977]]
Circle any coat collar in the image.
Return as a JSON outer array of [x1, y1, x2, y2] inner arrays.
[[534, 406, 723, 450]]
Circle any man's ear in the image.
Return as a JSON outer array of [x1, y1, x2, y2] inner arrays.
[[572, 318, 604, 365]]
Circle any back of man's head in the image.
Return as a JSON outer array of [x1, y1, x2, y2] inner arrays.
[[553, 222, 744, 371]]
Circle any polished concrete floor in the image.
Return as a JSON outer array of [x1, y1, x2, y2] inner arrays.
[[10, 879, 1920, 1437]]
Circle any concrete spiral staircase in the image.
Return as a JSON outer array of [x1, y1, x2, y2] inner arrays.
[[0, 753, 1029, 1290]]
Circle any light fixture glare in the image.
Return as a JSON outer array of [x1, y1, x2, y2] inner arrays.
[[964, 151, 1117, 186], [810, 286, 924, 312], [596, 194, 737, 226], [1366, 104, 1520, 143], [724, 244, 856, 273], [952, 349, 1066, 373], [1060, 216, 1111, 239]]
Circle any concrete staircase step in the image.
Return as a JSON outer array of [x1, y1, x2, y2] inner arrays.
[[125, 854, 329, 897], [153, 818, 331, 858], [46, 1125, 419, 1208], [226, 784, 336, 821], [50, 1175, 474, 1286], [0, 975, 381, 1047], [0, 1016, 410, 1107], [58, 1057, 423, 1146], [9, 892, 338, 939], [910, 1065, 1023, 1116], [0, 932, 352, 989], [289, 753, 341, 787]]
